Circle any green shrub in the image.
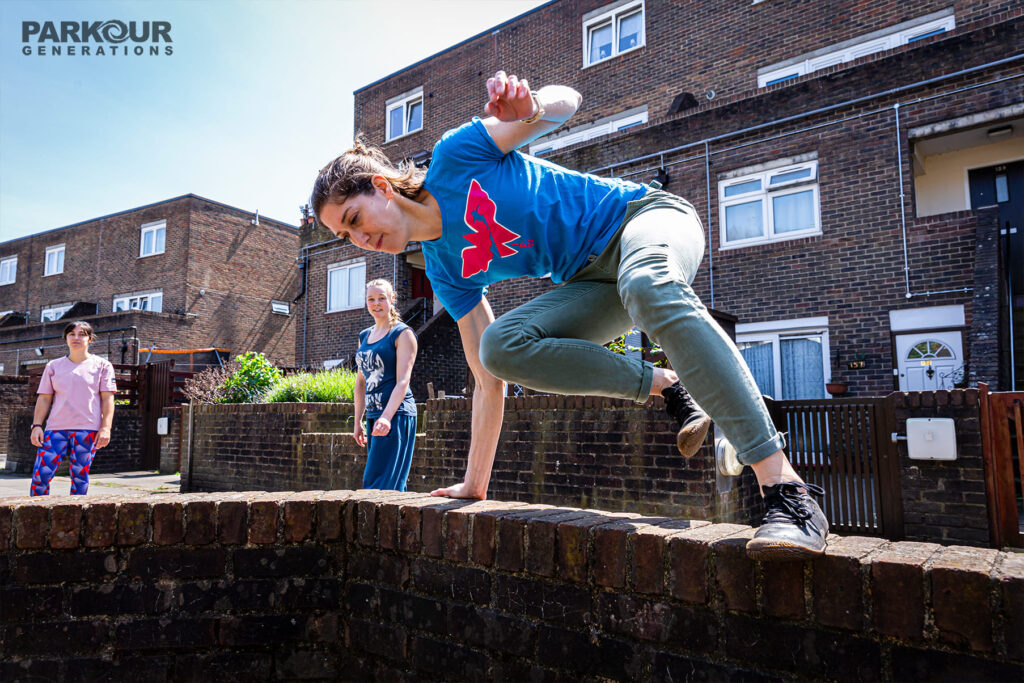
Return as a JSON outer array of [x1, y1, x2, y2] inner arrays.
[[218, 352, 283, 403], [263, 368, 357, 403]]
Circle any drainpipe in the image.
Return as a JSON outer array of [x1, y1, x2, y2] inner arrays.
[[894, 103, 912, 299], [292, 255, 308, 367], [704, 141, 714, 308]]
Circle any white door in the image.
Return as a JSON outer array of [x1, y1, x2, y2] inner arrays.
[[894, 331, 964, 391]]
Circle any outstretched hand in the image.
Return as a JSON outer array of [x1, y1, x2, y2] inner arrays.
[[429, 481, 486, 499], [484, 70, 537, 122]]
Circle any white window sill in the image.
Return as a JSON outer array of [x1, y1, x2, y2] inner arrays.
[[0, 281, 14, 286], [583, 43, 645, 69], [43, 272, 63, 277], [325, 306, 363, 314], [138, 251, 165, 259], [718, 229, 822, 251]]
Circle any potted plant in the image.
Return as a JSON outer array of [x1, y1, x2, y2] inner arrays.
[[825, 348, 847, 395]]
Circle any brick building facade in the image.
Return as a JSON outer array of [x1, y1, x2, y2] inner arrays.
[[300, 0, 1023, 398], [0, 194, 300, 374]]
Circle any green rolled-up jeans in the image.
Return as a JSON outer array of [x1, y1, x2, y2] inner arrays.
[[478, 189, 785, 466]]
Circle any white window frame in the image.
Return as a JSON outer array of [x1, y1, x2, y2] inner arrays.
[[271, 300, 290, 315], [41, 303, 73, 322], [385, 87, 424, 142], [736, 317, 832, 399], [113, 290, 163, 313], [529, 107, 648, 156], [0, 310, 12, 317], [718, 160, 821, 249], [326, 259, 366, 313], [758, 12, 956, 87], [582, 0, 645, 68], [139, 219, 166, 258], [44, 244, 65, 276], [0, 255, 16, 285]]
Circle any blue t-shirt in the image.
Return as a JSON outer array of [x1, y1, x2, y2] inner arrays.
[[356, 323, 417, 419], [421, 118, 648, 320]]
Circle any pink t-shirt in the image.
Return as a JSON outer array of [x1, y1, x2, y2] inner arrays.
[[37, 356, 117, 431]]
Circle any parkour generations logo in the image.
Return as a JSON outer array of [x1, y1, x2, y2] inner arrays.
[[22, 20, 173, 56]]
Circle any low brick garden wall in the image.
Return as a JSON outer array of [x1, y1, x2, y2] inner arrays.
[[2, 491, 1021, 680], [0, 375, 32, 460], [5, 409, 145, 475], [180, 397, 762, 527]]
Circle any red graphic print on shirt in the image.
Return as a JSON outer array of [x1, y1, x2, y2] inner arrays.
[[461, 179, 521, 278]]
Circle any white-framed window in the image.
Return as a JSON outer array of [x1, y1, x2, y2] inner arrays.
[[113, 291, 163, 313], [529, 107, 648, 156], [271, 300, 290, 315], [583, 0, 645, 67], [385, 88, 423, 142], [326, 260, 366, 312], [736, 317, 831, 400], [0, 255, 16, 285], [44, 244, 65, 276], [719, 161, 820, 248], [41, 303, 73, 322], [0, 363, 4, 374], [0, 310, 12, 318], [140, 219, 166, 257], [758, 12, 955, 87]]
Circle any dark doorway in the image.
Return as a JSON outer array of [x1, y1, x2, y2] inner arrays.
[[410, 266, 434, 301], [970, 159, 1024, 388]]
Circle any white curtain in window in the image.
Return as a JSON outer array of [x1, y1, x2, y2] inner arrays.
[[739, 341, 775, 397], [772, 190, 814, 233], [618, 11, 641, 51], [347, 263, 366, 309], [388, 107, 404, 138], [725, 200, 763, 241], [590, 22, 612, 62], [780, 337, 825, 399]]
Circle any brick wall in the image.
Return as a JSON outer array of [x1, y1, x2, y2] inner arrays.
[[159, 406, 182, 475], [0, 375, 31, 458], [5, 409, 144, 475], [894, 389, 990, 546], [2, 491, 1022, 680]]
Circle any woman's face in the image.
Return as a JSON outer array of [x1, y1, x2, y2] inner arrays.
[[365, 286, 392, 322], [65, 326, 92, 352], [318, 180, 409, 255]]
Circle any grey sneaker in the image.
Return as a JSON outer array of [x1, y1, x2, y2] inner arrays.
[[746, 482, 828, 560], [661, 382, 712, 458]]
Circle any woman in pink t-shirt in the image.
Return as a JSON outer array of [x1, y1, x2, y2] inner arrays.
[[28, 321, 117, 496]]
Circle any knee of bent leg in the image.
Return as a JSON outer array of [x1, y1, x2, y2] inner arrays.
[[616, 267, 663, 320], [478, 320, 521, 379]]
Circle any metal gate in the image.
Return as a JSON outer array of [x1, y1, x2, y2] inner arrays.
[[979, 383, 1024, 548], [766, 397, 904, 538]]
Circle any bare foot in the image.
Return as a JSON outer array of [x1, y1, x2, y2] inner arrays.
[[650, 367, 679, 395]]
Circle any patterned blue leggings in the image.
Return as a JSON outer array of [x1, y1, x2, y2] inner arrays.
[[31, 430, 98, 496]]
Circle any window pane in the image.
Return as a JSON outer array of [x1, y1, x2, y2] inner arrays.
[[143, 230, 154, 255], [155, 227, 166, 253], [56, 250, 64, 273], [725, 200, 764, 241], [348, 264, 366, 309], [780, 337, 825, 399], [589, 22, 612, 62], [769, 167, 812, 185], [724, 179, 761, 197], [617, 10, 641, 52], [150, 294, 162, 313], [114, 300, 126, 312], [765, 73, 799, 86], [328, 268, 345, 310], [995, 174, 1009, 203], [388, 106, 404, 138], [739, 341, 775, 397], [407, 100, 422, 132], [772, 190, 815, 233], [906, 28, 944, 43]]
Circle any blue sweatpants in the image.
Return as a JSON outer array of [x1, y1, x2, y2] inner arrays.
[[363, 413, 416, 491], [31, 429, 98, 496]]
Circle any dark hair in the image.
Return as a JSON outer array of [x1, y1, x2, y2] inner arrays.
[[63, 321, 96, 342], [310, 134, 426, 227]]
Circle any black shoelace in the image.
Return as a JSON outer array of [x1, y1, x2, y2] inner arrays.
[[762, 482, 825, 524], [663, 383, 698, 422]]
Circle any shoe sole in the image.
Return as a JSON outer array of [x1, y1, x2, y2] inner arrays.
[[745, 538, 826, 561], [676, 415, 712, 458]]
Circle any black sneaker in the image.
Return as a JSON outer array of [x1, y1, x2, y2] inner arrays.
[[661, 382, 712, 458], [746, 482, 828, 560]]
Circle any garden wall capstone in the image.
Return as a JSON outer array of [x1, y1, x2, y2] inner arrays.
[[1, 490, 1021, 680]]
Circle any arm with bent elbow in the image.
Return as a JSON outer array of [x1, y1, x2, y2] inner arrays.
[[481, 70, 583, 155], [430, 297, 505, 499]]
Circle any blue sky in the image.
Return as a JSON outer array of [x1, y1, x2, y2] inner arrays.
[[0, 0, 548, 241]]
